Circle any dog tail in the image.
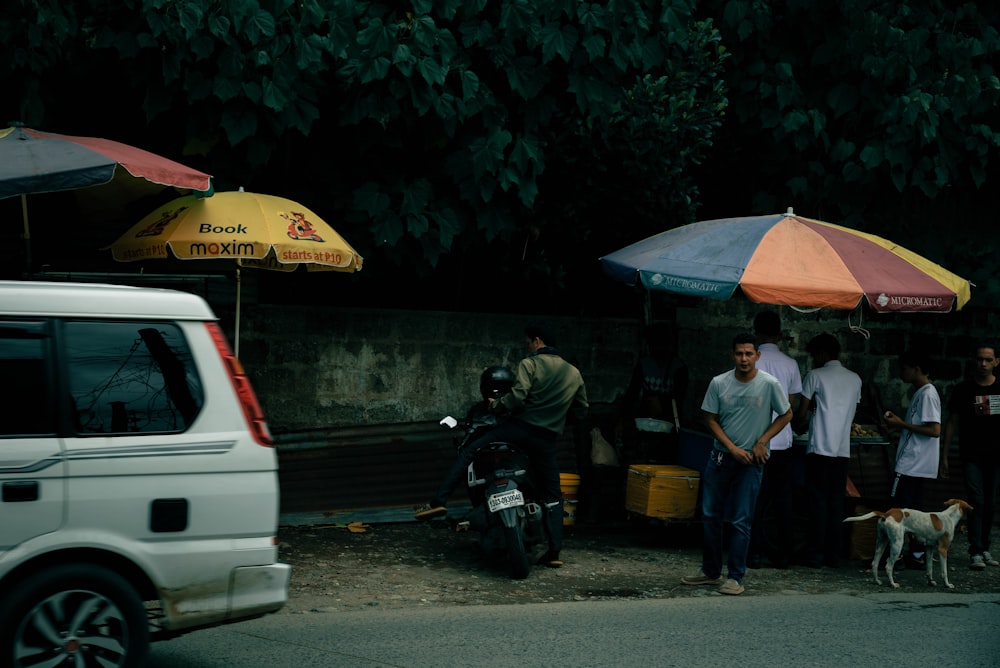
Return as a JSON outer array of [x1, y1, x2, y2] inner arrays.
[[842, 511, 882, 523]]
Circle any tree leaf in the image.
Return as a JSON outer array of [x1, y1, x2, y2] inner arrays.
[[829, 139, 855, 162], [393, 43, 415, 76], [401, 179, 433, 216], [417, 56, 447, 85], [354, 182, 392, 217], [434, 207, 462, 248], [359, 56, 391, 83], [539, 21, 578, 63], [221, 106, 258, 145], [581, 34, 606, 60], [208, 14, 231, 39], [262, 77, 288, 111], [406, 212, 430, 238], [826, 82, 858, 119], [177, 3, 204, 40], [460, 69, 479, 99], [372, 211, 404, 245], [859, 143, 883, 169]]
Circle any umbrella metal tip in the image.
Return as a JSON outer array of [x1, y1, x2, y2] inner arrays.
[[785, 206, 794, 216]]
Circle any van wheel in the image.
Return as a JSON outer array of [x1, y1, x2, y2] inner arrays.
[[0, 564, 150, 668]]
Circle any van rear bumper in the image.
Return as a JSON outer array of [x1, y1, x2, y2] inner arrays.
[[160, 562, 291, 633], [230, 561, 292, 618]]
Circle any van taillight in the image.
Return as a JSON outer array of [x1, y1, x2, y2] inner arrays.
[[206, 323, 274, 447]]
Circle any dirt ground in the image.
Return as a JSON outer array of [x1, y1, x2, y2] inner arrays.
[[275, 518, 1000, 613]]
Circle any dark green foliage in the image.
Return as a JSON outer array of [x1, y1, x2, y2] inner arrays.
[[2, 1, 997, 311], [699, 0, 1000, 300], [0, 0, 727, 313]]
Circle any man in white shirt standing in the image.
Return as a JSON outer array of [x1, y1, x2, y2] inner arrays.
[[748, 310, 802, 569], [884, 349, 941, 568], [794, 333, 862, 569]]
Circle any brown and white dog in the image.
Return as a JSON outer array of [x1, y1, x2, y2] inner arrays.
[[843, 499, 973, 589]]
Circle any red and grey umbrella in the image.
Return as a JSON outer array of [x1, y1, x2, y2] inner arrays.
[[600, 209, 972, 313], [0, 124, 212, 269]]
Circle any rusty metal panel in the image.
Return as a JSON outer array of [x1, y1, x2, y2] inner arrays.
[[275, 421, 583, 526]]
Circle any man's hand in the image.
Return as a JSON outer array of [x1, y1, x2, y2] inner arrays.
[[751, 440, 770, 465], [728, 444, 754, 465]]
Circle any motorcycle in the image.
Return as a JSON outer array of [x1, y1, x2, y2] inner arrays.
[[439, 369, 546, 579]]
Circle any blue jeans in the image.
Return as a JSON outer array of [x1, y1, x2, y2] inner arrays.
[[700, 449, 764, 584]]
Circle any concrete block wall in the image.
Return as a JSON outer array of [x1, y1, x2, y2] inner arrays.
[[233, 299, 1000, 435], [675, 299, 1000, 424], [239, 305, 640, 432]]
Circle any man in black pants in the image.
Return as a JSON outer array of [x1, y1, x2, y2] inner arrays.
[[941, 343, 999, 570], [415, 326, 589, 567]]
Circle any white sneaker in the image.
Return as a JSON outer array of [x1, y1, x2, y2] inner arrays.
[[718, 578, 745, 595], [681, 570, 725, 586], [970, 554, 986, 571], [983, 551, 999, 567]]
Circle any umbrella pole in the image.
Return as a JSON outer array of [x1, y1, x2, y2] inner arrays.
[[235, 266, 241, 358], [20, 194, 31, 272]]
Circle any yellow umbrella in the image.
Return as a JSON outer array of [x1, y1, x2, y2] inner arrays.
[[108, 188, 363, 356]]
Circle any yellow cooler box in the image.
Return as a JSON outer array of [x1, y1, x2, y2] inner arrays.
[[625, 464, 700, 519]]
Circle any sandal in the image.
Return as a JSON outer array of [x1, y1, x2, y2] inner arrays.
[[538, 552, 563, 568], [413, 503, 447, 520]]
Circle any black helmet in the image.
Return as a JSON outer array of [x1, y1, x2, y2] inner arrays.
[[479, 366, 514, 401]]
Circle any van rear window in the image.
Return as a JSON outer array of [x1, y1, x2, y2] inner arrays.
[[66, 321, 205, 434], [0, 321, 53, 436]]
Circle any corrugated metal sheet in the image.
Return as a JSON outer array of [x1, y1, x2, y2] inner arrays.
[[683, 428, 970, 510], [851, 444, 969, 509], [277, 423, 973, 527], [275, 421, 582, 526]]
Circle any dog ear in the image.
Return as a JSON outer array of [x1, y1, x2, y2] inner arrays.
[[944, 498, 973, 511]]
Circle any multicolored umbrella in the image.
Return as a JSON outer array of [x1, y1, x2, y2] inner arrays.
[[107, 188, 364, 355], [1, 124, 212, 268], [599, 210, 971, 313]]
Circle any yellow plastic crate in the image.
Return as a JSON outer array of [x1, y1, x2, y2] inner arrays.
[[625, 464, 700, 519]]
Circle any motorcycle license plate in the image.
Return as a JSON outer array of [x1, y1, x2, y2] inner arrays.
[[487, 489, 524, 512]]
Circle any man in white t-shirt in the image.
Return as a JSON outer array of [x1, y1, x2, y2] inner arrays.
[[748, 310, 802, 569], [794, 333, 861, 569], [884, 349, 941, 567]]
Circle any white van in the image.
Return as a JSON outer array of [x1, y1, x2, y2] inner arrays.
[[0, 281, 290, 667]]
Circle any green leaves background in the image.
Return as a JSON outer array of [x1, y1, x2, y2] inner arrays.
[[2, 0, 997, 311]]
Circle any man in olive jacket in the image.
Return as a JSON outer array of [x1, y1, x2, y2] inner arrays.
[[416, 326, 588, 567]]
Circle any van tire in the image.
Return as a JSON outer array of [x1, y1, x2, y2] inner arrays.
[[0, 564, 150, 668]]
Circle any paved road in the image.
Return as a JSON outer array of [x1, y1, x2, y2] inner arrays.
[[147, 592, 1000, 667]]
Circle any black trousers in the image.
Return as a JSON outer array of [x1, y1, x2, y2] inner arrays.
[[805, 453, 849, 564], [750, 447, 795, 563]]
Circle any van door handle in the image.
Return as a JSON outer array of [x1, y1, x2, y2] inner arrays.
[[2, 481, 39, 502]]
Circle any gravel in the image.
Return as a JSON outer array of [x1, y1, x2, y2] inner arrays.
[[275, 519, 1000, 614]]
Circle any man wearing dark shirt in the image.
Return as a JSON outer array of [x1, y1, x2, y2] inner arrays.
[[941, 342, 1000, 570]]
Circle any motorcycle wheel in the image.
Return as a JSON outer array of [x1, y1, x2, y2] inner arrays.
[[504, 526, 530, 580]]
